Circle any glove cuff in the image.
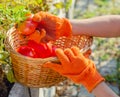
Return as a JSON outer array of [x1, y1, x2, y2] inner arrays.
[[70, 61, 105, 92], [57, 18, 72, 38], [83, 69, 105, 92]]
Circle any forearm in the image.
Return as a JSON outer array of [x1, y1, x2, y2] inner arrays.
[[70, 15, 120, 37], [92, 81, 119, 97]]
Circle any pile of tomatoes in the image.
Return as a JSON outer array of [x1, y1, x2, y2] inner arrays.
[[16, 14, 56, 58]]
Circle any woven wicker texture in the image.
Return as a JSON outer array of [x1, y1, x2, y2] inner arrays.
[[5, 27, 93, 88]]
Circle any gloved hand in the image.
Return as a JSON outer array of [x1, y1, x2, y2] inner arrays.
[[44, 46, 104, 92], [32, 11, 72, 41]]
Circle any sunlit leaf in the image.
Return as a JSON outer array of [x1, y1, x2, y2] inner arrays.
[[36, 0, 43, 4], [64, 0, 72, 11], [53, 2, 64, 9], [6, 68, 16, 83]]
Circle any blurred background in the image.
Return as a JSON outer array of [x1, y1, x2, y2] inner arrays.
[[0, 0, 120, 97]]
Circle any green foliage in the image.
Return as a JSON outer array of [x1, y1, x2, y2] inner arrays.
[[64, 0, 72, 12], [104, 57, 120, 85], [52, 0, 72, 15], [77, 0, 120, 19], [0, 32, 15, 83], [53, 0, 72, 10], [54, 2, 64, 9], [82, 11, 97, 18], [0, 32, 6, 51], [94, 0, 110, 6], [0, 0, 72, 30], [104, 74, 117, 83], [0, 2, 30, 31], [93, 38, 120, 61]]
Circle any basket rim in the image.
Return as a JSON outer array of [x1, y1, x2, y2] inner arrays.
[[5, 27, 93, 63]]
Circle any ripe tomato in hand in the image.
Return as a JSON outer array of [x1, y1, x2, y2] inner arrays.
[[17, 20, 38, 35], [17, 46, 38, 58]]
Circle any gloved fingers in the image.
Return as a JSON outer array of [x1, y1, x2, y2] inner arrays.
[[55, 48, 70, 64], [39, 29, 46, 38], [27, 30, 41, 43], [43, 62, 63, 72], [32, 11, 49, 22], [32, 12, 42, 22], [33, 11, 61, 40], [64, 48, 75, 62], [43, 16, 63, 39], [32, 11, 56, 25], [71, 46, 83, 57], [55, 18, 72, 38], [41, 34, 54, 43], [32, 11, 72, 41]]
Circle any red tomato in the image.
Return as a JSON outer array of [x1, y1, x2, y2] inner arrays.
[[27, 40, 46, 58], [27, 40, 53, 58], [17, 20, 38, 35], [45, 42, 53, 57], [17, 46, 38, 58]]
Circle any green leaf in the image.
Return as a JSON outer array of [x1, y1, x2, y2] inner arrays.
[[104, 74, 117, 83], [54, 2, 64, 9], [36, 0, 43, 4], [64, 0, 72, 11], [94, 0, 109, 6], [0, 51, 9, 61], [0, 60, 8, 64], [6, 68, 16, 83]]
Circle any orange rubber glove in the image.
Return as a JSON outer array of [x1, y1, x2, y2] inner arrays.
[[44, 47, 105, 92], [27, 29, 46, 43], [32, 11, 72, 41]]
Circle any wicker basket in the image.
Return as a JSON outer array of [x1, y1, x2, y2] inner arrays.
[[5, 27, 93, 88]]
